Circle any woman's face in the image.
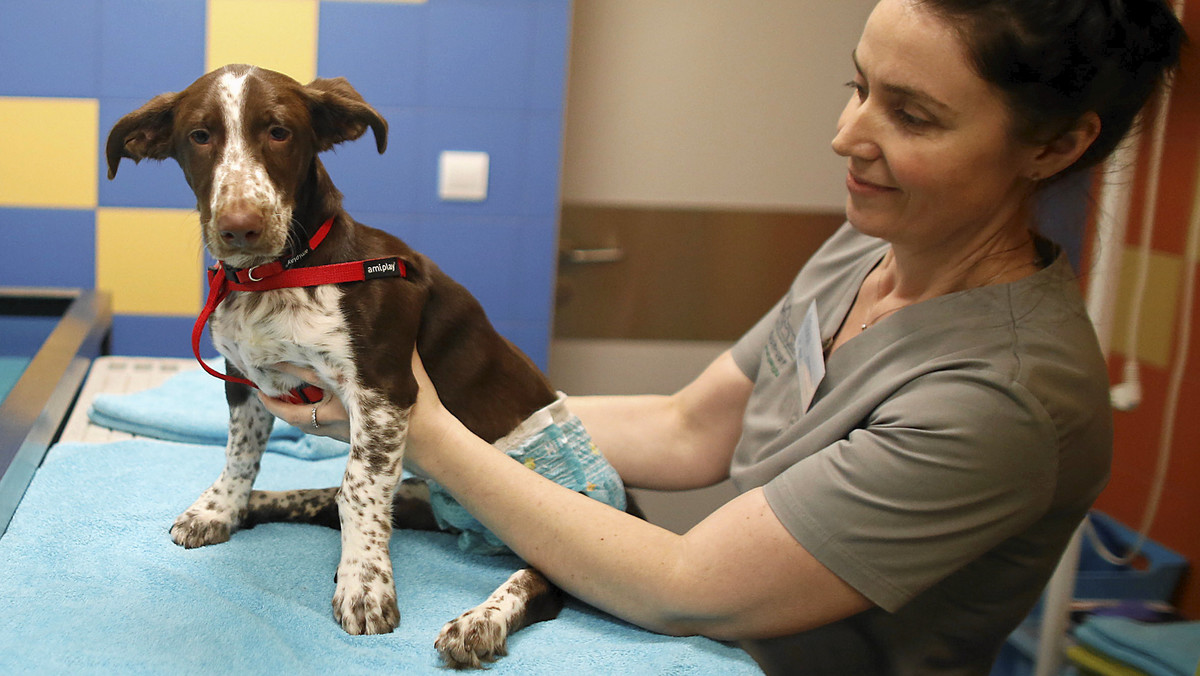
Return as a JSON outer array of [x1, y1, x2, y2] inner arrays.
[[832, 0, 1039, 251]]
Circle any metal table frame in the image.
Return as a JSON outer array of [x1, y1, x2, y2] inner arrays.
[[0, 287, 112, 536]]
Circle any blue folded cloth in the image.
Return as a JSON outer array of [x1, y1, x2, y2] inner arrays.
[[88, 359, 349, 460], [1074, 616, 1200, 676], [0, 440, 759, 675]]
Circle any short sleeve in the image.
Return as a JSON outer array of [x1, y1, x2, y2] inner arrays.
[[762, 369, 1059, 611], [731, 295, 786, 380]]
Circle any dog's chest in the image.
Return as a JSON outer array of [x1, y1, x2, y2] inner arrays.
[[211, 285, 354, 395]]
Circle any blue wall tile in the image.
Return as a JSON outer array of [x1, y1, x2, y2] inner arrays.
[[110, 314, 209, 357], [415, 216, 520, 321], [0, 209, 96, 288], [513, 218, 557, 324], [100, 0, 206, 100], [0, 0, 102, 98], [317, 1, 425, 107], [530, 0, 572, 111], [522, 111, 566, 217], [425, 0, 534, 109]]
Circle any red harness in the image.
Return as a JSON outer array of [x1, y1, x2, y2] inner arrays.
[[192, 217, 408, 405]]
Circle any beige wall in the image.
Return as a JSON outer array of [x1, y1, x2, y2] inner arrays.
[[562, 0, 877, 210]]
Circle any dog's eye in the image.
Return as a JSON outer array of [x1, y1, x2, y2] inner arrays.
[[189, 130, 211, 145], [269, 126, 291, 142]]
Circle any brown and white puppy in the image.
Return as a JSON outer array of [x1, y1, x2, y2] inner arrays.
[[106, 64, 574, 669]]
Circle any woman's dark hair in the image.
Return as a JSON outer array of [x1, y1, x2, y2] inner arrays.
[[918, 0, 1187, 177]]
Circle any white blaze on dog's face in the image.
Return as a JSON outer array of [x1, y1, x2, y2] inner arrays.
[[204, 70, 291, 266], [183, 67, 313, 268]]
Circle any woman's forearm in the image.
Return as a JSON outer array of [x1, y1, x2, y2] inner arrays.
[[416, 408, 703, 634]]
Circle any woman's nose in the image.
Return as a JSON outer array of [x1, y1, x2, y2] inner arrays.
[[831, 97, 880, 161]]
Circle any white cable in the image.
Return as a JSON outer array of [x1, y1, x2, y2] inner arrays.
[[1110, 80, 1175, 411], [1086, 0, 1187, 565]]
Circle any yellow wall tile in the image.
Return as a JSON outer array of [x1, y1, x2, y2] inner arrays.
[[96, 208, 204, 316], [0, 97, 98, 209], [207, 0, 319, 83], [1111, 246, 1183, 369]]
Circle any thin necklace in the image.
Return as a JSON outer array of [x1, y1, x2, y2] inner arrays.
[[859, 243, 1043, 332]]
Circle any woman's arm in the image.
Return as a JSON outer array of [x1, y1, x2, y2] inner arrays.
[[406, 351, 873, 640], [566, 350, 754, 490]]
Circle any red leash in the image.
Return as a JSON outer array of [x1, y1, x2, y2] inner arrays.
[[192, 218, 407, 405]]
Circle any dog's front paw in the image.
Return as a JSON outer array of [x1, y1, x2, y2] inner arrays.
[[332, 563, 399, 635], [170, 509, 236, 548], [435, 607, 509, 669]]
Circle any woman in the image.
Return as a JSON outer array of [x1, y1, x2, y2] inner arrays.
[[263, 1, 1185, 672]]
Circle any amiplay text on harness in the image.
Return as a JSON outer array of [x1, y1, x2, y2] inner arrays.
[[191, 217, 408, 404]]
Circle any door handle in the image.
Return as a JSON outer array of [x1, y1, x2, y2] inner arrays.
[[560, 247, 625, 265]]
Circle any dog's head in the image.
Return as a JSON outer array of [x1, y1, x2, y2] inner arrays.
[[106, 64, 387, 267]]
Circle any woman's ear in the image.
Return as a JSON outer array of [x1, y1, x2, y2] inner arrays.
[[1026, 112, 1102, 182]]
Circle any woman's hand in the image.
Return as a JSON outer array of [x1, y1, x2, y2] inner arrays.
[[256, 364, 351, 443], [256, 352, 455, 464]]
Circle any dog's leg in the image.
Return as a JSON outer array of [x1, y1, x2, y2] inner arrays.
[[242, 478, 438, 532], [435, 567, 565, 669], [171, 389, 272, 548], [331, 393, 410, 635]]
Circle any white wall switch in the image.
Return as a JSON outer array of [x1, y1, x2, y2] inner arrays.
[[438, 150, 489, 202]]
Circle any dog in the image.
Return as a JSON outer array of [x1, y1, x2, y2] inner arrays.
[[105, 64, 628, 669]]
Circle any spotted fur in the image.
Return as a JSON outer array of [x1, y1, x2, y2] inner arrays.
[[435, 569, 565, 668], [107, 64, 576, 668]]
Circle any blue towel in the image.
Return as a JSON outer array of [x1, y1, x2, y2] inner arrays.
[[0, 440, 760, 675], [1074, 616, 1200, 676], [88, 359, 349, 460]]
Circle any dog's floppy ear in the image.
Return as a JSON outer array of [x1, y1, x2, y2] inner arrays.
[[304, 77, 388, 154], [105, 91, 181, 179]]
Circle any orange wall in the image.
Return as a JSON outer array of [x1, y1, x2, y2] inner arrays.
[[1086, 1, 1200, 618]]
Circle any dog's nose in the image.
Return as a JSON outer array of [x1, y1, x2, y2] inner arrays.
[[217, 210, 264, 249]]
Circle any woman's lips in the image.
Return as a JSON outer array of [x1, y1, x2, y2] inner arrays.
[[846, 171, 898, 194]]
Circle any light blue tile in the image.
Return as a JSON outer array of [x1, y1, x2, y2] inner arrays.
[[100, 0, 206, 100], [317, 1, 425, 107], [0, 208, 96, 288], [0, 0, 101, 97], [425, 0, 533, 109], [99, 99, 199, 209]]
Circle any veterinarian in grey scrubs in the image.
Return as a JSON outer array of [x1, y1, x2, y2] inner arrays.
[[262, 1, 1186, 673]]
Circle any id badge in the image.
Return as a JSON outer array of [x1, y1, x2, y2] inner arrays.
[[795, 301, 826, 412]]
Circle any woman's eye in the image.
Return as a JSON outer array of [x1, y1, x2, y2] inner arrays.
[[189, 129, 211, 145], [269, 126, 291, 142], [893, 108, 932, 130], [845, 80, 867, 102]]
